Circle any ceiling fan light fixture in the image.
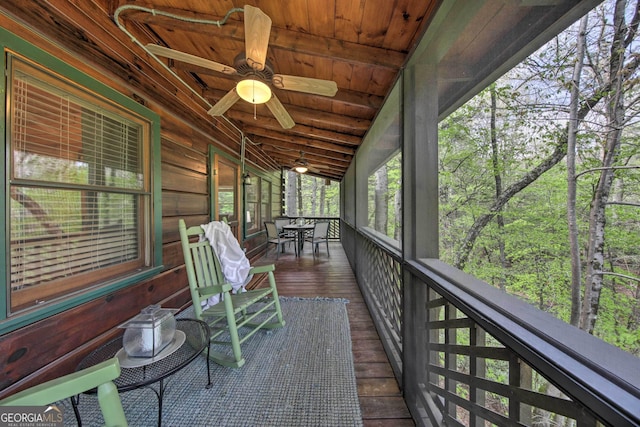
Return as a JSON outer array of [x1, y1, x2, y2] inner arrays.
[[236, 78, 271, 104], [294, 165, 308, 174]]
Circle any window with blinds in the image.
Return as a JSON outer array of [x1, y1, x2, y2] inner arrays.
[[7, 54, 152, 314]]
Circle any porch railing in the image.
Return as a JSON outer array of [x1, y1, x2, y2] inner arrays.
[[342, 221, 640, 427]]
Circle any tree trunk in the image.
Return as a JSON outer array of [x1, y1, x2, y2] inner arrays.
[[453, 5, 640, 270], [319, 181, 326, 216], [297, 173, 303, 216], [489, 85, 507, 290], [394, 186, 402, 242], [454, 136, 568, 270], [287, 170, 297, 216], [632, 281, 640, 333], [374, 165, 388, 234], [580, 0, 631, 333], [311, 176, 318, 216], [568, 15, 589, 327]]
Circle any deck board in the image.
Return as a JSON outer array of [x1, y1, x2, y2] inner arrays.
[[255, 242, 414, 426]]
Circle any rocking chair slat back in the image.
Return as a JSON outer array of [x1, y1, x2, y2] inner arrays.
[[178, 219, 285, 368]]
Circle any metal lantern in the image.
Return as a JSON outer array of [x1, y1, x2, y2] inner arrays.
[[120, 305, 178, 358]]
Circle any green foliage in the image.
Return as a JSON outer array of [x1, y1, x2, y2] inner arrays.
[[367, 153, 401, 240], [438, 0, 640, 356], [283, 173, 340, 217]]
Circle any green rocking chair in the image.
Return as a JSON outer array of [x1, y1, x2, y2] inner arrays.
[[178, 219, 285, 368], [0, 358, 127, 427]]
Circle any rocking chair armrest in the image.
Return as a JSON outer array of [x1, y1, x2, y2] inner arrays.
[[199, 283, 233, 297], [249, 264, 275, 274], [0, 358, 122, 406]]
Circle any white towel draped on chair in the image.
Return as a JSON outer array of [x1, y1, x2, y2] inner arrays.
[[200, 221, 252, 307]]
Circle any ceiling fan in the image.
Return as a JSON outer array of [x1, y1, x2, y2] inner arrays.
[[291, 151, 329, 174], [145, 5, 338, 129]]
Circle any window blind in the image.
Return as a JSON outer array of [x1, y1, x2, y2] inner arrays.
[[8, 55, 148, 313]]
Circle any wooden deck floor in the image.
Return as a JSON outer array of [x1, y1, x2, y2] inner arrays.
[[257, 241, 414, 426]]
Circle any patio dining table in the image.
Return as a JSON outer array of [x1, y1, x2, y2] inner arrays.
[[282, 223, 315, 256]]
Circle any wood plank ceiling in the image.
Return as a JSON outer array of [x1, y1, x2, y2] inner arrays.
[[0, 0, 439, 181], [119, 1, 439, 180]]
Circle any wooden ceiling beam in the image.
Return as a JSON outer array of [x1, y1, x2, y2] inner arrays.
[[280, 105, 370, 134], [243, 122, 362, 149], [0, 1, 244, 155], [269, 149, 346, 178], [268, 151, 347, 175], [291, 169, 344, 180], [202, 86, 370, 132], [281, 125, 362, 147], [200, 81, 382, 112], [225, 108, 368, 136], [245, 127, 356, 156], [119, 7, 405, 69], [270, 147, 348, 166], [265, 154, 349, 174], [253, 137, 353, 164]]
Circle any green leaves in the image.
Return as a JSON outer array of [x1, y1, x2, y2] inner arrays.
[[438, 0, 640, 356]]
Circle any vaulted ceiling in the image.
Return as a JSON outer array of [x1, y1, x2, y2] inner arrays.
[[0, 1, 600, 180]]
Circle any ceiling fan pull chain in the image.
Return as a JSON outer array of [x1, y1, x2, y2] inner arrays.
[[254, 103, 257, 120]]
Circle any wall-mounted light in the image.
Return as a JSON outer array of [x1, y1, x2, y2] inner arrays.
[[242, 172, 252, 185]]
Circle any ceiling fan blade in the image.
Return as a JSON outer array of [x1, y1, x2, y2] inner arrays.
[[272, 74, 338, 97], [146, 44, 236, 75], [207, 89, 240, 116], [266, 94, 295, 129], [243, 5, 271, 71]]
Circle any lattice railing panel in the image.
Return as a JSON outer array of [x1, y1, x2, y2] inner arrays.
[[356, 231, 403, 363], [424, 286, 598, 427], [341, 222, 635, 426]]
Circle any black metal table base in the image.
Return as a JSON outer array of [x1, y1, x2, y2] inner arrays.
[[71, 319, 211, 427]]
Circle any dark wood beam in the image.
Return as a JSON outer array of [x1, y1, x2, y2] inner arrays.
[[246, 129, 356, 156], [280, 104, 370, 133], [225, 108, 369, 136], [268, 148, 348, 168], [255, 137, 353, 165], [268, 160, 348, 178], [0, 0, 243, 154], [240, 119, 362, 149], [118, 6, 406, 70], [200, 80, 383, 112]]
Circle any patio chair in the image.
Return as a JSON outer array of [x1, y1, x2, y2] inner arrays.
[[274, 217, 297, 240], [305, 221, 330, 258], [178, 219, 285, 368], [265, 221, 296, 259], [273, 218, 290, 235], [0, 358, 127, 427]]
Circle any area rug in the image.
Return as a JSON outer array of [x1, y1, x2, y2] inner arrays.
[[62, 298, 363, 426]]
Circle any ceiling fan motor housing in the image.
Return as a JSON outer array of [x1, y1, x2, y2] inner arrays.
[[234, 52, 274, 82]]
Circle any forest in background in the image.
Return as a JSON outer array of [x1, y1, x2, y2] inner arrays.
[[440, 0, 639, 355], [284, 0, 639, 357], [283, 170, 340, 218]]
